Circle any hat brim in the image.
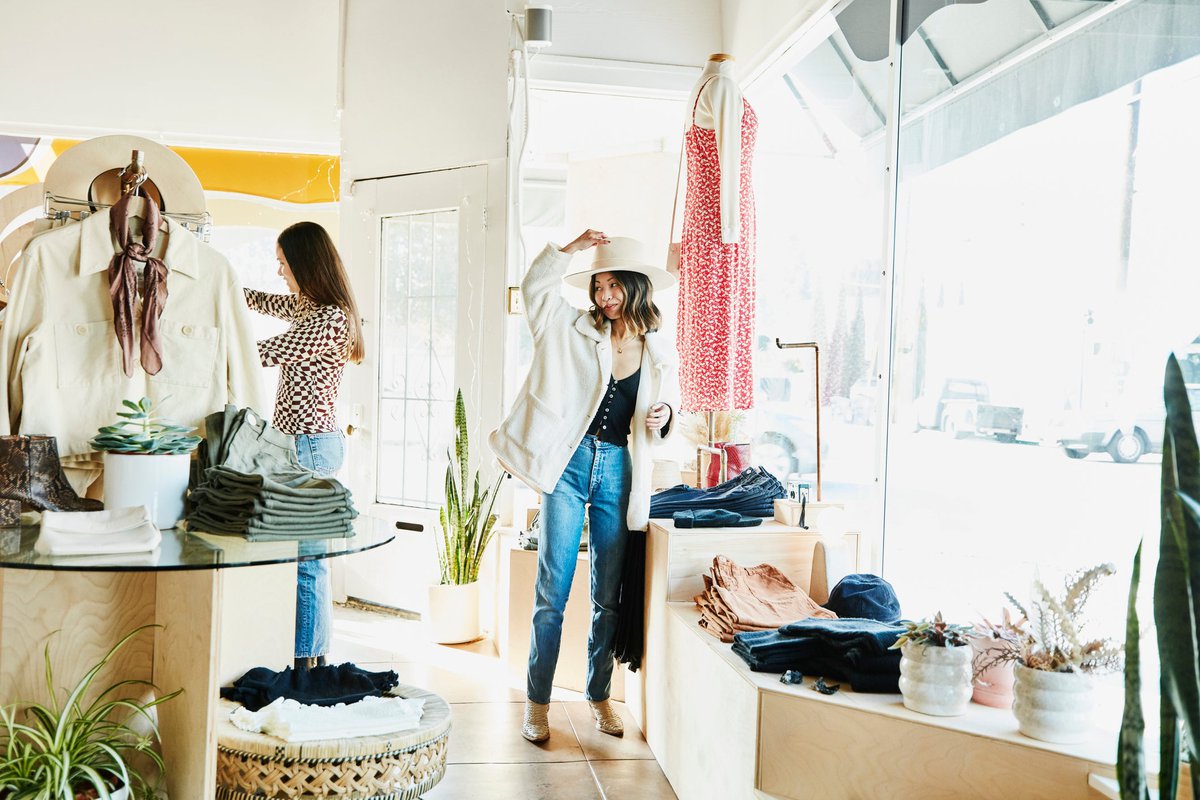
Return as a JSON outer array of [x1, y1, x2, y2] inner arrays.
[[562, 263, 677, 294], [43, 135, 206, 216]]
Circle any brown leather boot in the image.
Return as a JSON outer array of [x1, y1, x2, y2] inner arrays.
[[0, 435, 103, 512]]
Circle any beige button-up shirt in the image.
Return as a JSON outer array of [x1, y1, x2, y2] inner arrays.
[[0, 207, 268, 457]]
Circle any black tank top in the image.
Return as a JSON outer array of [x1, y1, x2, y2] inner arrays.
[[586, 368, 642, 447]]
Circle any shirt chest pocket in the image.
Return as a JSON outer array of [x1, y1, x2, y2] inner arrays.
[[151, 321, 219, 389], [53, 321, 122, 388]]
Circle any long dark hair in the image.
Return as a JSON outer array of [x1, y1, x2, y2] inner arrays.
[[277, 222, 365, 364], [589, 270, 661, 338]]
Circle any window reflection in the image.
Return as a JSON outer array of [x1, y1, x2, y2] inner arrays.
[[886, 0, 1200, 625]]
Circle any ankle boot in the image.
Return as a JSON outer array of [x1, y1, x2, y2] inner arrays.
[[0, 435, 102, 512], [522, 700, 550, 743], [588, 698, 624, 737]]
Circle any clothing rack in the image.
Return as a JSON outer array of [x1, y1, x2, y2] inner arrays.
[[42, 193, 212, 241], [42, 149, 212, 241]]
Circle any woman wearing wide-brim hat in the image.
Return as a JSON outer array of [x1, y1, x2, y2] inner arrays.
[[489, 230, 677, 743]]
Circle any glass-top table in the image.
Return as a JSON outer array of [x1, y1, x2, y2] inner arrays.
[[0, 515, 395, 572]]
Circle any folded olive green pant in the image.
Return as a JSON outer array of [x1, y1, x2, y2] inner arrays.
[[188, 406, 358, 540]]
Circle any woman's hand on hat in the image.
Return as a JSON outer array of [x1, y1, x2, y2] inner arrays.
[[561, 229, 610, 254]]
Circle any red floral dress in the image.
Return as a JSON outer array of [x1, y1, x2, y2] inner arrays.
[[678, 77, 758, 412]]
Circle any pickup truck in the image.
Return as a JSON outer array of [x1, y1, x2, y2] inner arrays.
[[916, 378, 1024, 442]]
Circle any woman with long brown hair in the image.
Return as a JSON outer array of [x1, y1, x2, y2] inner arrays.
[[244, 220, 364, 668], [489, 230, 677, 742]]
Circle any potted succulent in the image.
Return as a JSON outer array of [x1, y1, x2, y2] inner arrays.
[[429, 390, 503, 644], [0, 625, 180, 799], [90, 397, 201, 529], [891, 612, 975, 716], [969, 609, 1024, 708], [977, 564, 1123, 743]]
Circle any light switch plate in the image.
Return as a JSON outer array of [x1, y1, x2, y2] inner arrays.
[[507, 286, 524, 315]]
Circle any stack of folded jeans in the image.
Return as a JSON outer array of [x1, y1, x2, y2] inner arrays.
[[188, 406, 357, 540], [649, 467, 785, 519], [732, 618, 907, 693], [694, 555, 836, 643]]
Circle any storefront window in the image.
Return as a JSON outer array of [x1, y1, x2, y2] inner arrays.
[[747, 21, 888, 516], [885, 0, 1200, 622]]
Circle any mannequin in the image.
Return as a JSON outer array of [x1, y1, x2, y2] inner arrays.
[[677, 53, 759, 412], [686, 54, 744, 244]]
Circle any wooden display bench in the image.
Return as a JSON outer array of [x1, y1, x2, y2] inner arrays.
[[628, 519, 1128, 799]]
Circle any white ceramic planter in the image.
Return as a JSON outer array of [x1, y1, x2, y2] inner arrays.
[[104, 452, 190, 529], [1012, 664, 1093, 743], [898, 642, 973, 716], [427, 581, 481, 644]]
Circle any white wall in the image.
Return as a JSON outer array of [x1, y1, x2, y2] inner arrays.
[[340, 0, 512, 180], [528, 0, 721, 66], [0, 0, 339, 152], [722, 0, 833, 80]]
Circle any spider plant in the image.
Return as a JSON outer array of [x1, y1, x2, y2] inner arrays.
[[0, 625, 181, 799]]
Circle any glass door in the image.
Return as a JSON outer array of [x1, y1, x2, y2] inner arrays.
[[337, 166, 495, 614]]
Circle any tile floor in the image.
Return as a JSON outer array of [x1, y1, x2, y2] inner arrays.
[[327, 604, 678, 800]]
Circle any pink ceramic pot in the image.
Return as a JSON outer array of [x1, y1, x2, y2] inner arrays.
[[971, 638, 1015, 708]]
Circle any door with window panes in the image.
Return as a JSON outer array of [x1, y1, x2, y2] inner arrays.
[[337, 167, 496, 614]]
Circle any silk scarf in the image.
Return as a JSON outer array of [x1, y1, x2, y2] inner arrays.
[[107, 193, 168, 376]]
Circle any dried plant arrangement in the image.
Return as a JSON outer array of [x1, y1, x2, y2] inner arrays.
[[678, 410, 746, 447], [977, 563, 1123, 675]]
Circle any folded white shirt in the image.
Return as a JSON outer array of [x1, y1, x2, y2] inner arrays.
[[229, 695, 426, 743], [42, 505, 153, 534], [36, 505, 161, 556]]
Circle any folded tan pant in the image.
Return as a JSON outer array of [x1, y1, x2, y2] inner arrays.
[[695, 555, 836, 643]]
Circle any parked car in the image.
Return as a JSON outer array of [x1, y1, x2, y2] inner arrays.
[[751, 375, 823, 478], [1057, 384, 1200, 463], [916, 378, 1024, 442], [848, 376, 878, 425], [1058, 416, 1163, 463]]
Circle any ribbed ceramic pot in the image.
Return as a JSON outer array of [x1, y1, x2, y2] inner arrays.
[[898, 642, 973, 716], [1012, 664, 1093, 743], [970, 638, 1016, 708]]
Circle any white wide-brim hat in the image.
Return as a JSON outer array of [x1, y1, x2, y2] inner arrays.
[[43, 135, 207, 216], [562, 236, 677, 294]]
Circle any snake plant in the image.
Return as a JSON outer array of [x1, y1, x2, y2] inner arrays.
[[437, 390, 503, 585], [1118, 354, 1200, 799]]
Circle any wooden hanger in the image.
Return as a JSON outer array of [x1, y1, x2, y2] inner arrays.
[[708, 53, 735, 62]]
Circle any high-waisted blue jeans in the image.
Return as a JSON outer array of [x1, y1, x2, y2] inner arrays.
[[527, 435, 631, 704], [294, 431, 345, 658]]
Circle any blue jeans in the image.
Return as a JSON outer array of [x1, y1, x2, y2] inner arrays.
[[293, 431, 345, 658], [528, 435, 631, 704]]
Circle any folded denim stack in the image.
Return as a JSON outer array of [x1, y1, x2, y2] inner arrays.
[[188, 406, 357, 540], [650, 467, 785, 519], [694, 555, 836, 643], [35, 505, 161, 556], [732, 618, 907, 693]]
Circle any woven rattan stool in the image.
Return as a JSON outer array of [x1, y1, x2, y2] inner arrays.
[[215, 684, 451, 800]]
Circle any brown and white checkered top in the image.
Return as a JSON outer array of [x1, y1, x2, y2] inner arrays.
[[245, 289, 349, 435]]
